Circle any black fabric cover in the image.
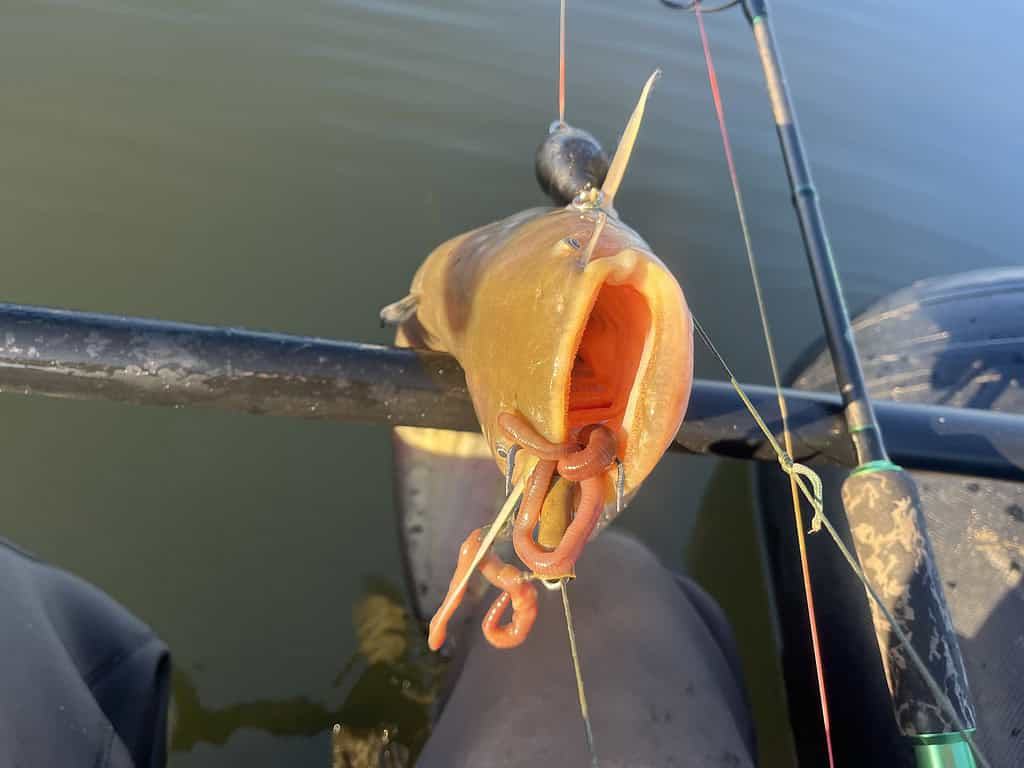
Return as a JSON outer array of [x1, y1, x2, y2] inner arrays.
[[0, 538, 170, 768]]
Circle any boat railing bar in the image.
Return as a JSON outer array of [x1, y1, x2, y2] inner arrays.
[[0, 302, 1020, 482]]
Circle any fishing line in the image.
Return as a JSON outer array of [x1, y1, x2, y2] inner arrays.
[[558, 0, 567, 124], [444, 473, 528, 610], [544, 6, 604, 763], [691, 317, 992, 767], [578, 211, 607, 268], [502, 432, 598, 764], [691, 316, 823, 523], [688, 3, 836, 764], [683, 6, 991, 763], [560, 579, 599, 768]]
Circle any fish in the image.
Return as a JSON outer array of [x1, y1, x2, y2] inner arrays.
[[384, 72, 693, 652]]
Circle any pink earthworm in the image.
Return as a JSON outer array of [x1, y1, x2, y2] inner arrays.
[[497, 412, 578, 460], [499, 412, 618, 578], [513, 471, 606, 578], [429, 413, 618, 647], [428, 527, 537, 651], [556, 424, 617, 481], [478, 558, 538, 648]]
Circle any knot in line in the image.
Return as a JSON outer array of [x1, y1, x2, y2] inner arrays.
[[777, 456, 825, 534], [572, 187, 604, 210]]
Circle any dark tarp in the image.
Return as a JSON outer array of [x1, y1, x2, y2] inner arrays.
[[0, 538, 170, 768]]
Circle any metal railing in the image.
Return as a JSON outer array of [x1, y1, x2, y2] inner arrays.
[[0, 302, 1019, 482]]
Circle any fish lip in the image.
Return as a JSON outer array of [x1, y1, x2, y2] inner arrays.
[[554, 246, 688, 510], [557, 249, 659, 487], [499, 246, 690, 533], [501, 219, 691, 512]]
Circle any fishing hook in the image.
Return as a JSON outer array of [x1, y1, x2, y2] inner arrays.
[[501, 444, 519, 497], [615, 458, 625, 515]]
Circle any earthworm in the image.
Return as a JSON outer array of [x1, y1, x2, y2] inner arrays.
[[497, 412, 578, 460], [556, 424, 617, 481], [430, 414, 617, 644], [513, 471, 606, 578], [428, 527, 537, 650], [478, 558, 538, 648]]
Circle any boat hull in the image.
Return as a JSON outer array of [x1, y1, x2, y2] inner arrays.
[[757, 268, 1024, 766]]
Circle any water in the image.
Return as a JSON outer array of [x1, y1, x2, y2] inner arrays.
[[1, 0, 1021, 765]]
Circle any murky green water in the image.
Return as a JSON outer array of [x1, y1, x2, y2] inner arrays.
[[1, 0, 1021, 765]]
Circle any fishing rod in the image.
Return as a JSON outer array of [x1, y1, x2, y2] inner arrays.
[[730, 1, 978, 765]]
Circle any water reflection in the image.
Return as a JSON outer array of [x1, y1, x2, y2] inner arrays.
[[170, 589, 445, 765]]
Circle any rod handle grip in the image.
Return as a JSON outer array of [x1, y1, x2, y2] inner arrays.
[[841, 467, 976, 736]]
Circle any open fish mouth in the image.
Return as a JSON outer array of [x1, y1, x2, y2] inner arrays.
[[567, 281, 651, 430], [451, 205, 694, 531], [551, 219, 693, 527]]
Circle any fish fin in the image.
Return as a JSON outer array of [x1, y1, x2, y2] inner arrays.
[[379, 293, 420, 327], [602, 69, 661, 210]]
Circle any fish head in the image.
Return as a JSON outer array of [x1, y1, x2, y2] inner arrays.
[[406, 205, 693, 528]]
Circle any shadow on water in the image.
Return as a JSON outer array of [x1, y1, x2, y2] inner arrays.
[[170, 584, 445, 767]]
